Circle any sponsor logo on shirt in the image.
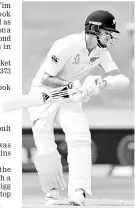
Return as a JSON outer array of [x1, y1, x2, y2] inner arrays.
[[89, 56, 100, 64], [51, 55, 59, 64], [72, 54, 80, 64], [32, 118, 39, 127]]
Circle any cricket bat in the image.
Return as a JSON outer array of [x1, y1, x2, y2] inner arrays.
[[1, 85, 83, 113]]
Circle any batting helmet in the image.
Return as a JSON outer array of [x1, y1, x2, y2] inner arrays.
[[85, 10, 120, 48], [85, 10, 120, 35]]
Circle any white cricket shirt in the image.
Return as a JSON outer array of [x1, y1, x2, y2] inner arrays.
[[31, 32, 118, 88]]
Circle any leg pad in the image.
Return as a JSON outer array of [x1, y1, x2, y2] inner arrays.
[[34, 150, 66, 193]]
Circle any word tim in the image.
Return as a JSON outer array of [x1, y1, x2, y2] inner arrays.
[[0, 2, 11, 8]]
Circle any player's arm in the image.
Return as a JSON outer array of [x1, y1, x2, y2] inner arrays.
[[98, 51, 130, 90], [40, 42, 73, 89], [82, 52, 129, 98], [41, 72, 72, 88], [102, 71, 130, 90]]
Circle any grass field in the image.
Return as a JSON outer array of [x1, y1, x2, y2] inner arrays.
[[22, 172, 134, 208]]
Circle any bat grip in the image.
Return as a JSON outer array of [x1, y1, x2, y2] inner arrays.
[[68, 87, 84, 101], [68, 87, 84, 95]]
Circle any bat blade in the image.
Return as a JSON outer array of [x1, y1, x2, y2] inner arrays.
[[1, 86, 83, 113], [1, 91, 47, 112]]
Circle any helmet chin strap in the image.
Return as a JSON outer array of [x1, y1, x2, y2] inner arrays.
[[85, 29, 107, 49], [97, 37, 107, 48], [85, 30, 113, 50], [97, 35, 116, 49]]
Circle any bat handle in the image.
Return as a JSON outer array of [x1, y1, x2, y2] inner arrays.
[[68, 87, 84, 101]]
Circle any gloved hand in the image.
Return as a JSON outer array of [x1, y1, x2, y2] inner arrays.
[[69, 77, 105, 103], [80, 92, 91, 103], [70, 80, 82, 101], [69, 80, 91, 103], [82, 75, 103, 98]]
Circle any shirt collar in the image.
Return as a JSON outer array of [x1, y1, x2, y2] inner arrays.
[[80, 31, 101, 55]]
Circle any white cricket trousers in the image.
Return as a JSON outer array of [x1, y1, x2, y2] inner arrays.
[[28, 92, 92, 196]]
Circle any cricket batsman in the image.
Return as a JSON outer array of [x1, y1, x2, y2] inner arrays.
[[28, 10, 129, 206]]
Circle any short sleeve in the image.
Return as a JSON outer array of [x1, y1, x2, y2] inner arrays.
[[40, 41, 69, 76], [99, 50, 118, 73]]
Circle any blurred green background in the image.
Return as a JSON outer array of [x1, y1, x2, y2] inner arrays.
[[22, 1, 134, 128]]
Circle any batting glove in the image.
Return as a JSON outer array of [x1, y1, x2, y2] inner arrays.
[[69, 80, 91, 103], [69, 80, 83, 101], [82, 75, 103, 97]]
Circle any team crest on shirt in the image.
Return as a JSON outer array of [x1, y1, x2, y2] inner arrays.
[[72, 54, 80, 64], [51, 55, 59, 64], [89, 56, 100, 64]]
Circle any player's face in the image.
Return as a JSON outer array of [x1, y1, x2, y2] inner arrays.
[[85, 33, 98, 50], [98, 29, 118, 48]]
